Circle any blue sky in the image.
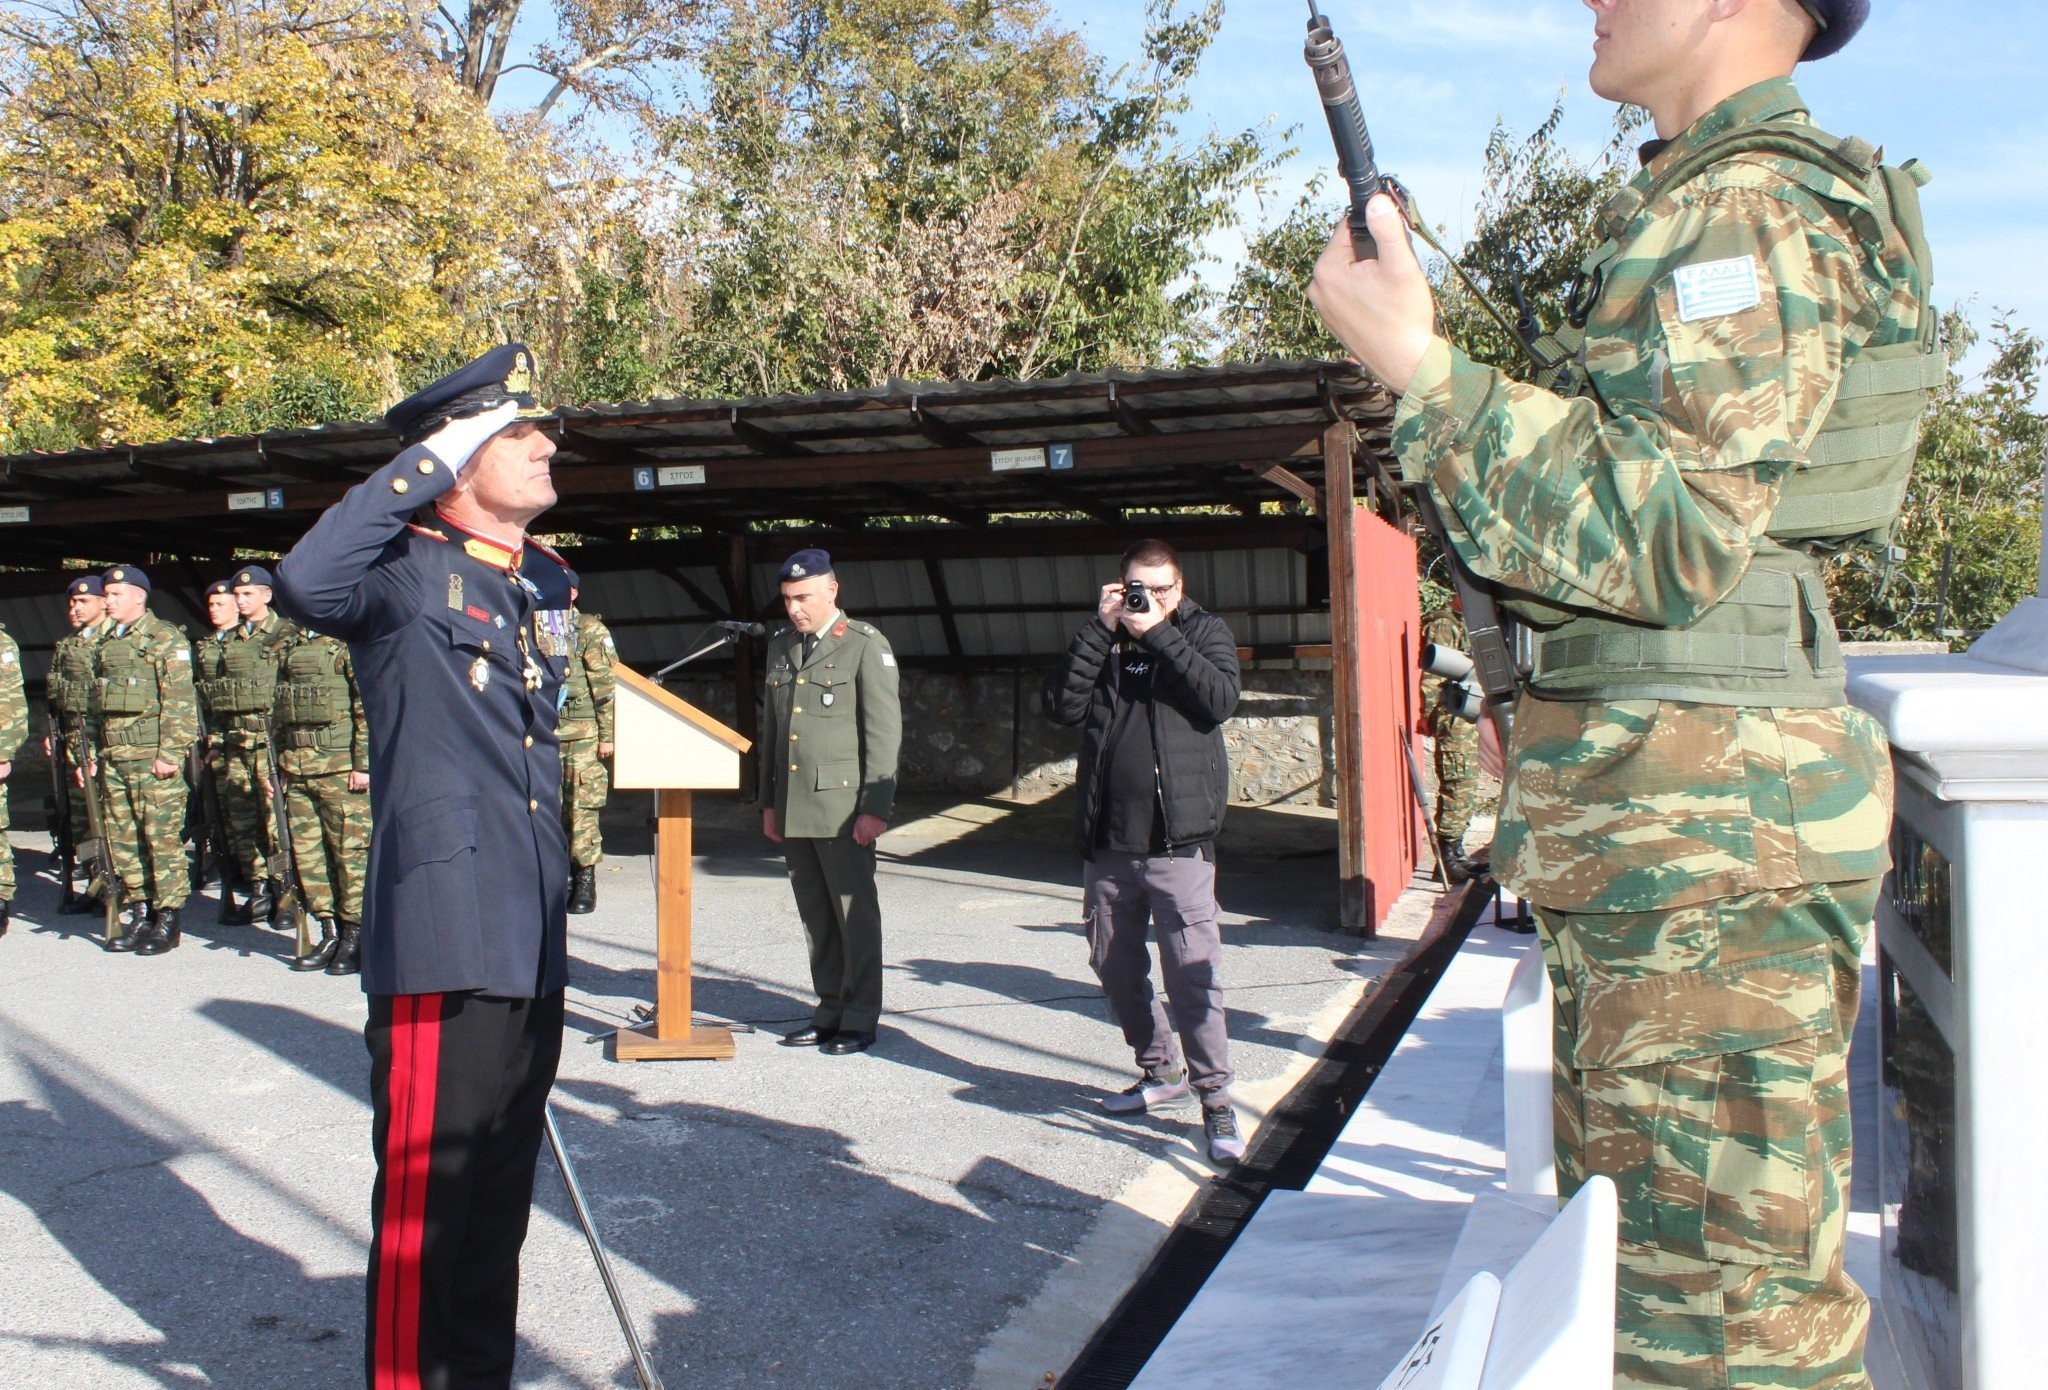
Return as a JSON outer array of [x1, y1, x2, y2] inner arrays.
[[1053, 1, 2047, 378]]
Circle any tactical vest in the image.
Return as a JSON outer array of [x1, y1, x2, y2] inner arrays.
[[48, 628, 101, 719], [561, 620, 598, 724], [210, 621, 288, 714], [96, 622, 165, 750], [1523, 118, 1937, 707], [276, 640, 354, 752]]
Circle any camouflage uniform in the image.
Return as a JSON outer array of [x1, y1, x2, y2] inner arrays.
[[93, 610, 199, 909], [47, 619, 106, 849], [558, 610, 617, 869], [0, 625, 26, 907], [273, 632, 371, 925], [1390, 81, 1927, 1388], [1421, 604, 1482, 847], [193, 612, 295, 888]]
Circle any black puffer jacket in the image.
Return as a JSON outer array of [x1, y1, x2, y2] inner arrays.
[[1044, 599, 1240, 858]]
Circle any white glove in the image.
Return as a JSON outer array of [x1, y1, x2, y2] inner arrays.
[[420, 401, 521, 475]]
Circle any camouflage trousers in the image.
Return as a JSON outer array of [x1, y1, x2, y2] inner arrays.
[[217, 745, 276, 886], [1427, 703, 1481, 844], [1537, 878, 1880, 1389], [560, 739, 609, 868], [0, 770, 14, 900], [283, 771, 370, 923], [99, 756, 191, 909]]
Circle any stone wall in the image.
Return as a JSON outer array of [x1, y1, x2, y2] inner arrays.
[[662, 665, 1335, 808]]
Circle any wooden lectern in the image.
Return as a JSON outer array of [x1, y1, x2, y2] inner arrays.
[[607, 662, 752, 1061]]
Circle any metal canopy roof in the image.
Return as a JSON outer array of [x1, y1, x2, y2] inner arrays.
[[0, 360, 1395, 572]]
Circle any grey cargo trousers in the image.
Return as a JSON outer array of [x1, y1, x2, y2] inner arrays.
[[1082, 847, 1233, 1096]]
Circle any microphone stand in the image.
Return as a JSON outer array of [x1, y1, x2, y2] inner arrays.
[[652, 629, 741, 686]]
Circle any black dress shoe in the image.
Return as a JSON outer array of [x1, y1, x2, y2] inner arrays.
[[821, 1030, 876, 1055], [778, 1026, 833, 1048]]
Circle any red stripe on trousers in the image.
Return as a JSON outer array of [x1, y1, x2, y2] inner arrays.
[[375, 992, 444, 1390]]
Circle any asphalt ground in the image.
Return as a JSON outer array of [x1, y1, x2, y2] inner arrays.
[[0, 790, 1419, 1389]]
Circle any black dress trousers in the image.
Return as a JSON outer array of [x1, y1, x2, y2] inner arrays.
[[363, 989, 565, 1390]]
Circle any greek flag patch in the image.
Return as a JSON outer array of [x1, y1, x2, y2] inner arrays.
[[1672, 256, 1761, 322]]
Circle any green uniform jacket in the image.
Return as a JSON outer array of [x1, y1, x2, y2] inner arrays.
[[0, 625, 26, 762], [559, 610, 617, 744], [758, 614, 901, 839], [92, 610, 199, 765]]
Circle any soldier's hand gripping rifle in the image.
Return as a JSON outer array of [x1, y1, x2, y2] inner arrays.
[[1302, 0, 1522, 743], [262, 738, 310, 958]]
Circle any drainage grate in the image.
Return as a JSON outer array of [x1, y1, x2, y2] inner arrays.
[[1057, 882, 1496, 1389]]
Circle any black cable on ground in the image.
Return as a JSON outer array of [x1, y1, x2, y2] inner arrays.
[[1057, 878, 1498, 1390]]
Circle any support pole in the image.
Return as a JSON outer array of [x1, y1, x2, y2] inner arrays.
[[719, 533, 759, 799], [1322, 422, 1371, 935]]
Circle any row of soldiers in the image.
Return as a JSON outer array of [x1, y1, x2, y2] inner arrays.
[[2, 563, 618, 964]]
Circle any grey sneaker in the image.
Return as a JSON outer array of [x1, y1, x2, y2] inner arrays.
[[1101, 1068, 1190, 1114], [1203, 1101, 1246, 1164]]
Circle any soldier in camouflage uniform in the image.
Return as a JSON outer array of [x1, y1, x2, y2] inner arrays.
[[45, 574, 111, 914], [0, 620, 25, 936], [1421, 599, 1489, 882], [91, 566, 201, 953], [559, 584, 616, 914], [187, 579, 238, 894], [1311, 4, 1927, 1385], [272, 626, 372, 972], [194, 565, 296, 925]]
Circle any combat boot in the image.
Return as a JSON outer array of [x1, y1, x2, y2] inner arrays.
[[0, 900, 9, 937], [325, 921, 362, 976], [219, 879, 253, 925], [245, 878, 277, 926], [108, 902, 153, 953], [136, 906, 182, 956], [1436, 837, 1491, 885], [59, 860, 98, 915], [567, 866, 598, 915], [291, 917, 340, 972]]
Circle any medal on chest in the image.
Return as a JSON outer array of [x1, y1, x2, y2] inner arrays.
[[821, 690, 835, 707], [469, 654, 491, 691]]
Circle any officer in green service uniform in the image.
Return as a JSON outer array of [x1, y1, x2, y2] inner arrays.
[[1310, 3, 1924, 1385], [0, 618, 26, 937], [194, 566, 297, 925], [558, 577, 616, 915], [91, 566, 201, 953], [44, 574, 111, 915], [1421, 597, 1489, 883], [272, 625, 372, 973], [759, 549, 901, 1055]]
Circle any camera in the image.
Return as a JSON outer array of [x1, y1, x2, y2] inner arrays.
[[1124, 580, 1149, 614]]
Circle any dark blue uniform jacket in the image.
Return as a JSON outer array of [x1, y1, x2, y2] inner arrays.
[[276, 444, 573, 998]]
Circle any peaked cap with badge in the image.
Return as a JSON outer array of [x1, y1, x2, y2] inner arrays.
[[275, 344, 574, 997]]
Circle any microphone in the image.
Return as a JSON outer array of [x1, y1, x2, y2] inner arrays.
[[714, 620, 767, 637]]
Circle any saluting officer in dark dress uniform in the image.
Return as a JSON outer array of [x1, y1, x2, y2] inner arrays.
[[275, 344, 576, 1390]]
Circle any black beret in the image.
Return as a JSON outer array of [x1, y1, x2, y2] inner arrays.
[[66, 575, 105, 598], [563, 566, 582, 593], [205, 580, 234, 597], [777, 549, 833, 583], [385, 343, 549, 446], [231, 565, 275, 588], [102, 565, 150, 593], [1799, 0, 1867, 60]]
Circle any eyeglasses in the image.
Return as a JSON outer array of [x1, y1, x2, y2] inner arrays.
[[1128, 581, 1180, 598]]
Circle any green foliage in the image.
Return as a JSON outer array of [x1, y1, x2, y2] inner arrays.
[[1831, 311, 2044, 640]]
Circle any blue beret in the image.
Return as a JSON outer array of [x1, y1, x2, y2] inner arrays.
[[231, 565, 274, 588], [66, 575, 105, 598], [102, 565, 150, 593], [778, 549, 833, 583], [385, 343, 549, 446], [205, 579, 233, 597], [1798, 0, 1866, 60]]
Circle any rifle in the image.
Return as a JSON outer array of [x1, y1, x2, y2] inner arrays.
[[1302, 0, 1523, 743], [46, 705, 75, 864], [262, 736, 310, 958], [75, 730, 122, 943]]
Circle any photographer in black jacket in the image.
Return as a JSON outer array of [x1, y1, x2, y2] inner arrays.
[[1046, 539, 1245, 1164]]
